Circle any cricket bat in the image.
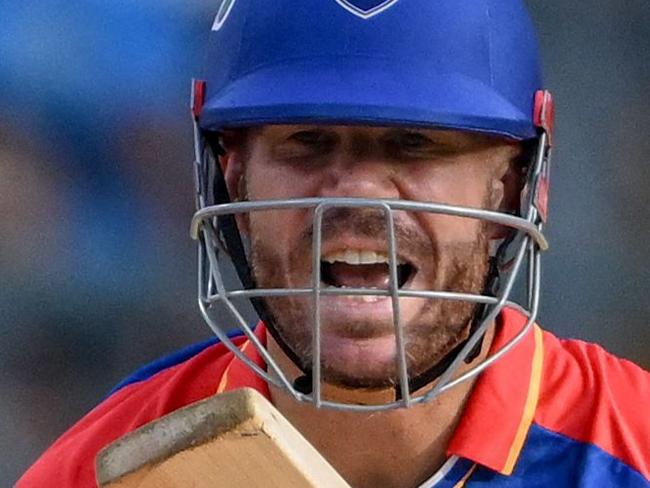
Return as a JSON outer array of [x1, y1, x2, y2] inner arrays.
[[96, 387, 351, 487]]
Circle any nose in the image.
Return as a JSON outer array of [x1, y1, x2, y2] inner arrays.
[[319, 152, 400, 200]]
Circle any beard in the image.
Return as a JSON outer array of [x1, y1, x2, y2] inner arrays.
[[249, 206, 491, 390]]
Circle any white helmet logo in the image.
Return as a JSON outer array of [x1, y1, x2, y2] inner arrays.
[[335, 0, 401, 19], [212, 0, 238, 31]]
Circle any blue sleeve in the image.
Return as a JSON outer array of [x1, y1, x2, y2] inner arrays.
[[107, 330, 245, 396]]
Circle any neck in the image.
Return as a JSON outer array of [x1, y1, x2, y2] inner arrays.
[[268, 325, 495, 488]]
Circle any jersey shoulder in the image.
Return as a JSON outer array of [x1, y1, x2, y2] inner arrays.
[[534, 328, 650, 481], [17, 336, 241, 488]]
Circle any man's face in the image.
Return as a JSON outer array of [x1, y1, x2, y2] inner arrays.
[[224, 125, 521, 389]]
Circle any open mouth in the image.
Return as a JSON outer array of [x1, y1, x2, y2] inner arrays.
[[320, 250, 416, 290]]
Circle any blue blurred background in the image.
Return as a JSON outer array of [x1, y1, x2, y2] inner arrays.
[[1, 0, 648, 484]]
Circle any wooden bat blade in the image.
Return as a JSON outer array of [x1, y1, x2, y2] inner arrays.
[[96, 388, 351, 488]]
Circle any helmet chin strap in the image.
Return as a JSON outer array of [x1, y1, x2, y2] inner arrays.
[[206, 135, 518, 402], [207, 137, 312, 376]]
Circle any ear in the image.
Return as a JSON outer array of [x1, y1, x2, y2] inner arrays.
[[219, 146, 251, 235], [220, 150, 245, 201], [498, 157, 524, 214], [219, 129, 251, 202], [488, 146, 526, 239]]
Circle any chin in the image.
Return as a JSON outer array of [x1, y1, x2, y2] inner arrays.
[[270, 305, 472, 391]]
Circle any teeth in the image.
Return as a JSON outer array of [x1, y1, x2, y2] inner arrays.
[[360, 294, 381, 303], [322, 250, 399, 265]]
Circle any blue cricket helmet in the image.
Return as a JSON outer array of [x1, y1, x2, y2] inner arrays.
[[190, 0, 555, 411], [199, 0, 543, 140]]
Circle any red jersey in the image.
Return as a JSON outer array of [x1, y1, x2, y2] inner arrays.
[[18, 309, 650, 487]]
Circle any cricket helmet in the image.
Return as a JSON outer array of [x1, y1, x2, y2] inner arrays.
[[190, 0, 554, 411]]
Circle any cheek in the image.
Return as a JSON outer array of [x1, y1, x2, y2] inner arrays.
[[404, 168, 491, 243], [406, 165, 489, 207], [249, 209, 303, 249], [423, 214, 485, 246], [246, 156, 320, 200], [245, 160, 324, 255], [243, 163, 300, 247]]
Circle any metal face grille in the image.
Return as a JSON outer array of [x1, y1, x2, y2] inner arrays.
[[190, 125, 551, 412]]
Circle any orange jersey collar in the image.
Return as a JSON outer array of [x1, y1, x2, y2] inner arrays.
[[447, 307, 544, 475], [217, 308, 543, 476]]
